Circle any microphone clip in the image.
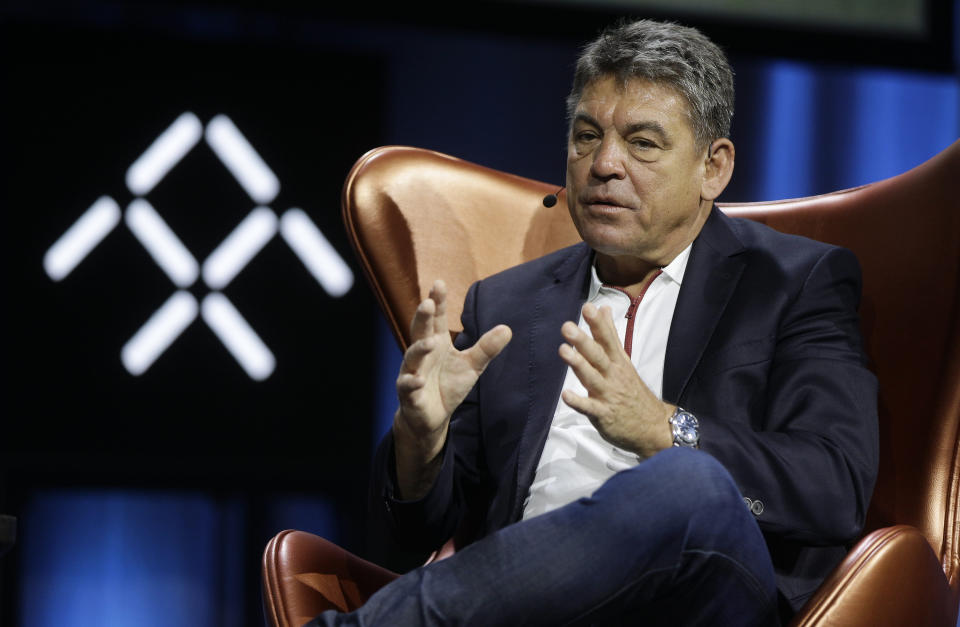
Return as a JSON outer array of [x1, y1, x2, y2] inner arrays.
[[542, 187, 564, 208]]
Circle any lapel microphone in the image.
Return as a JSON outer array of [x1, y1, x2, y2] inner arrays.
[[542, 187, 565, 208]]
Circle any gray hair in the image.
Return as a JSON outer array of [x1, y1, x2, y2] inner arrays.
[[567, 19, 735, 151]]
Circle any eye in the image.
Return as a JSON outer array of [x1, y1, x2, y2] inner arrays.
[[574, 130, 599, 143], [571, 129, 601, 156], [630, 137, 657, 150]]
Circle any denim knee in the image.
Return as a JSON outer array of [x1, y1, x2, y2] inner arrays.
[[592, 447, 749, 544]]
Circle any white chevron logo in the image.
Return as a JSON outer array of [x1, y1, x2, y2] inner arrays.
[[43, 112, 353, 381]]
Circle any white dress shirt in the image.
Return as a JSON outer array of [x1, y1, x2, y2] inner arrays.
[[521, 244, 691, 520]]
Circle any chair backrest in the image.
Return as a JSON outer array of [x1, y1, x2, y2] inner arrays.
[[341, 142, 960, 601], [342, 146, 581, 347], [719, 141, 960, 604]]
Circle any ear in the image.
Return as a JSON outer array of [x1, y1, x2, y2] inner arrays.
[[700, 138, 735, 202]]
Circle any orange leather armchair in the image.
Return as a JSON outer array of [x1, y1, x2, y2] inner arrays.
[[262, 141, 960, 627]]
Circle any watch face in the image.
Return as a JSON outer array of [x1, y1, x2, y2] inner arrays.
[[678, 425, 699, 444], [673, 411, 699, 446]]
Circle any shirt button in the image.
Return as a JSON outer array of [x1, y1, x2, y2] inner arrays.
[[750, 499, 765, 516]]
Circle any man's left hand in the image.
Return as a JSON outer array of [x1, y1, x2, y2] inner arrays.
[[559, 303, 675, 458]]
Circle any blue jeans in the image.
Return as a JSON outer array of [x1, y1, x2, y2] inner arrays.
[[309, 447, 778, 626]]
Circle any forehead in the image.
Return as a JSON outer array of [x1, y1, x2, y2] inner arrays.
[[575, 76, 693, 133]]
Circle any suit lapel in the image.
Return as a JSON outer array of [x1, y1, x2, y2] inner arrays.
[[511, 243, 592, 519], [507, 210, 744, 518], [663, 208, 746, 404]]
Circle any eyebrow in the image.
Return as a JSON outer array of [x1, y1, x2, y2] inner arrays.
[[573, 113, 671, 146], [625, 122, 670, 145]]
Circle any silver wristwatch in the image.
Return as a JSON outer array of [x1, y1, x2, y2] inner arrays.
[[669, 406, 700, 449]]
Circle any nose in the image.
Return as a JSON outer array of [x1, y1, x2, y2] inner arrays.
[[590, 135, 627, 181]]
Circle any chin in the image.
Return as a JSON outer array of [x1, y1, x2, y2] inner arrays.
[[575, 220, 637, 251], [583, 236, 644, 259]]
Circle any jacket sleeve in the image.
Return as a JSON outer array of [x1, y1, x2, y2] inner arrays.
[[694, 246, 879, 545]]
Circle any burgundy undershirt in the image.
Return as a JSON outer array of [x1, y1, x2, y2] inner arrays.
[[601, 269, 664, 358]]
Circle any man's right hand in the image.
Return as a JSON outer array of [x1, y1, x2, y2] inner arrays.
[[393, 280, 512, 500]]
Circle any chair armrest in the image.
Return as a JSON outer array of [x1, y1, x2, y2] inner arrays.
[[790, 525, 954, 627], [262, 530, 399, 627]]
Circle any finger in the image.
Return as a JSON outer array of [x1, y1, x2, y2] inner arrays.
[[463, 324, 512, 373], [396, 384, 431, 418], [561, 388, 603, 420], [558, 342, 605, 391], [409, 297, 437, 342], [561, 320, 611, 373], [581, 304, 624, 357], [400, 336, 435, 374], [429, 280, 448, 336], [396, 372, 425, 395]]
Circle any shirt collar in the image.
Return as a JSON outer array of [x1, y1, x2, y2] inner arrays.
[[587, 243, 693, 301]]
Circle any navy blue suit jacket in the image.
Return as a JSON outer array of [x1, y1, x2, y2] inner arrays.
[[372, 207, 879, 610]]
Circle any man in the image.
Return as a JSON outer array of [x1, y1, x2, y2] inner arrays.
[[312, 19, 878, 626]]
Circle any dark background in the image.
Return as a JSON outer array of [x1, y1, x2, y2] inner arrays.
[[1, 1, 957, 625]]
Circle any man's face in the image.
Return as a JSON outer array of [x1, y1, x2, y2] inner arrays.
[[566, 76, 712, 269]]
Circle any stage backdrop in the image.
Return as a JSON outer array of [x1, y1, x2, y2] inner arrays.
[[1, 2, 957, 626]]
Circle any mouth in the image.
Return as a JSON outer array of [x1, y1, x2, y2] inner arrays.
[[580, 196, 633, 212]]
